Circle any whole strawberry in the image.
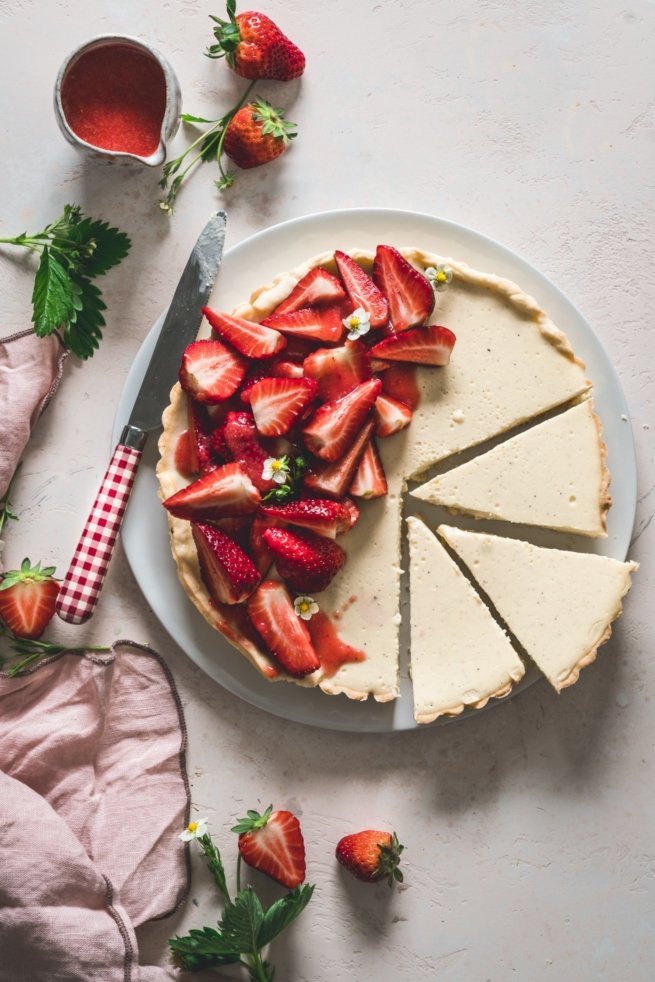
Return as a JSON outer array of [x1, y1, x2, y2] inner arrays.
[[207, 1, 306, 81], [0, 558, 60, 640], [336, 830, 404, 886], [224, 99, 297, 172]]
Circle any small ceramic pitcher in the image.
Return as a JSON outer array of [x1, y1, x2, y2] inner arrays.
[[54, 34, 182, 167]]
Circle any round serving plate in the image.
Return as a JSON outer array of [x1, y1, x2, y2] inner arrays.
[[113, 208, 637, 733]]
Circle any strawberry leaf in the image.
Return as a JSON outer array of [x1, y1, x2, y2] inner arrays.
[[31, 248, 77, 337], [62, 275, 106, 359], [257, 884, 315, 948], [218, 887, 264, 956], [71, 217, 131, 277], [169, 926, 242, 970]]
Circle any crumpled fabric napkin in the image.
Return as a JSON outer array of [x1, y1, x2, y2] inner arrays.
[[0, 331, 193, 980]]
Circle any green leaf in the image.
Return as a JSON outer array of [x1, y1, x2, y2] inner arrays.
[[169, 926, 241, 970], [200, 127, 224, 163], [72, 218, 131, 277], [198, 833, 231, 903], [181, 113, 215, 125], [258, 884, 315, 948], [218, 887, 265, 956], [62, 275, 106, 359], [31, 247, 76, 337]]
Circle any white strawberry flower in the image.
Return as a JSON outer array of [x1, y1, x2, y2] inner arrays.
[[179, 817, 209, 841], [262, 456, 290, 484], [294, 595, 319, 621], [425, 264, 453, 292], [343, 306, 371, 340]]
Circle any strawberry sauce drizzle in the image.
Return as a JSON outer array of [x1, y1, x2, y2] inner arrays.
[[307, 611, 366, 677]]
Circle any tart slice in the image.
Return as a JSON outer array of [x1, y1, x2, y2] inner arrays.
[[407, 517, 525, 724], [412, 400, 610, 536], [437, 526, 637, 692]]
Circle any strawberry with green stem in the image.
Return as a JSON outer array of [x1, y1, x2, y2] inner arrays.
[[206, 1, 306, 81], [336, 829, 404, 886]]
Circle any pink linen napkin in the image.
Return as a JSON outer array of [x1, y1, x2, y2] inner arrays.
[[0, 331, 195, 979]]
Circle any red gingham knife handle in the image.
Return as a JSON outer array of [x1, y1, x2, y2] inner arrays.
[[56, 433, 144, 624]]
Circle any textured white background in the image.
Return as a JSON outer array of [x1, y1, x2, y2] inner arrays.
[[1, 1, 654, 980]]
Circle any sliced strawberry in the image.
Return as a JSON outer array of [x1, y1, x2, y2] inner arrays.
[[272, 266, 347, 316], [203, 306, 287, 360], [191, 522, 260, 605], [334, 250, 389, 328], [303, 342, 372, 401], [304, 420, 374, 498], [262, 306, 345, 343], [249, 377, 318, 437], [349, 440, 388, 499], [249, 514, 277, 577], [186, 400, 215, 473], [223, 411, 275, 493], [302, 377, 381, 462], [270, 358, 305, 379], [263, 527, 346, 594], [209, 421, 231, 463], [342, 497, 360, 529], [233, 805, 306, 889], [381, 363, 421, 410], [162, 462, 261, 520], [0, 559, 59, 640], [260, 498, 355, 539], [247, 580, 320, 677], [239, 363, 271, 405], [374, 393, 413, 437], [370, 357, 391, 373], [370, 325, 456, 366], [179, 339, 247, 404], [373, 245, 435, 332]]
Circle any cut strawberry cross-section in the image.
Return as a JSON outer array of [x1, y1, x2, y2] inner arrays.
[[249, 377, 318, 437], [373, 244, 435, 332], [179, 339, 247, 404], [303, 342, 372, 402], [162, 461, 261, 519], [223, 411, 276, 492], [304, 419, 374, 498], [263, 527, 346, 594], [370, 324, 456, 366], [270, 358, 305, 379], [247, 580, 321, 677], [262, 306, 345, 343], [272, 266, 347, 316], [349, 440, 388, 499], [260, 498, 356, 539], [374, 393, 413, 437], [192, 522, 261, 605], [203, 307, 287, 360], [302, 377, 381, 462], [233, 805, 307, 890], [334, 250, 389, 328]]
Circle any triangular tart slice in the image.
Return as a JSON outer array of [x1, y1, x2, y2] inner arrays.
[[437, 525, 637, 692], [407, 517, 525, 724], [412, 400, 611, 536]]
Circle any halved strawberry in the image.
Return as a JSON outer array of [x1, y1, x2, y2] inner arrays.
[[342, 497, 360, 529], [223, 411, 275, 493], [209, 421, 231, 463], [249, 377, 318, 437], [374, 393, 413, 437], [272, 266, 347, 316], [381, 363, 421, 410], [203, 307, 287, 360], [247, 580, 321, 677], [232, 805, 306, 889], [304, 420, 374, 498], [370, 325, 456, 365], [162, 462, 261, 519], [270, 358, 305, 379], [260, 498, 355, 539], [249, 514, 276, 577], [349, 440, 388, 499], [302, 377, 381, 462], [334, 250, 389, 328], [179, 339, 247, 404], [187, 401, 215, 473], [262, 306, 345, 343], [238, 363, 271, 405], [191, 522, 260, 605], [263, 527, 346, 593], [303, 342, 372, 401], [0, 559, 59, 640], [373, 245, 435, 332]]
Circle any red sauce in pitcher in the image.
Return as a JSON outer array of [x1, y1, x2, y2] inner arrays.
[[61, 44, 166, 156]]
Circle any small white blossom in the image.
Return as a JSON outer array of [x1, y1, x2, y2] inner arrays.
[[262, 456, 290, 485], [343, 306, 371, 341], [425, 264, 453, 292], [179, 817, 208, 842], [294, 595, 319, 621]]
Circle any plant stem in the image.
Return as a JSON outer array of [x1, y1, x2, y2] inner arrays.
[[199, 833, 231, 904], [247, 950, 272, 982], [236, 853, 242, 894]]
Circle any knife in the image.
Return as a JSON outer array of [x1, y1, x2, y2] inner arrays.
[[56, 211, 227, 624]]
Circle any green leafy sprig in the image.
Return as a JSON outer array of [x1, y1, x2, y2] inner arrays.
[[159, 80, 256, 212], [0, 205, 131, 359], [0, 625, 111, 676], [170, 821, 314, 980], [261, 454, 308, 504]]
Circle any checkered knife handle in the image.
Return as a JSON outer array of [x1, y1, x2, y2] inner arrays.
[[55, 442, 142, 624]]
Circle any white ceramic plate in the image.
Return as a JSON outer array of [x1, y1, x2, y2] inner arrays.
[[114, 208, 637, 733]]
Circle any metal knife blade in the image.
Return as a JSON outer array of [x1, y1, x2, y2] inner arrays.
[[123, 210, 227, 443]]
